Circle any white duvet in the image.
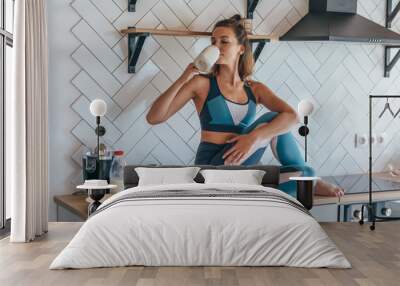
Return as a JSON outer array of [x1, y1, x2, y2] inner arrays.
[[50, 183, 351, 269]]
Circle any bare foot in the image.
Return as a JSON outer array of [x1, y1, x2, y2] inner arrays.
[[314, 179, 345, 197]]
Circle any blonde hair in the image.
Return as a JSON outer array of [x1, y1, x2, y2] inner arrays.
[[211, 14, 254, 80]]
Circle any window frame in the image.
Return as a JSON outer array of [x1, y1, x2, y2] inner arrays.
[[1, 0, 13, 230]]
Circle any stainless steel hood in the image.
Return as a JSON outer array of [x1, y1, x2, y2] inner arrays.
[[280, 0, 400, 44]]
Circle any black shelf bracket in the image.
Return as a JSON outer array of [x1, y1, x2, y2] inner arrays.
[[247, 0, 260, 19], [250, 39, 268, 62], [128, 0, 138, 12], [384, 46, 400, 77], [386, 0, 400, 28], [128, 28, 149, 73], [385, 1, 400, 77]]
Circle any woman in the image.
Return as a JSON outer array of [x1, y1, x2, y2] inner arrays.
[[146, 15, 343, 198]]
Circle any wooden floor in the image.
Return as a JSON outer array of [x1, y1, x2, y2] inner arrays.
[[0, 222, 399, 286]]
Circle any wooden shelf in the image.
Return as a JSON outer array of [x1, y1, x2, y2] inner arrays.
[[120, 27, 278, 42], [121, 27, 277, 73], [122, 0, 273, 73]]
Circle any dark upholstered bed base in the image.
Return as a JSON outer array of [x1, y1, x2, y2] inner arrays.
[[123, 165, 280, 190]]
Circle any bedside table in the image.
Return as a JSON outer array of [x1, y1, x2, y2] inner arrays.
[[54, 194, 88, 221], [54, 193, 114, 221]]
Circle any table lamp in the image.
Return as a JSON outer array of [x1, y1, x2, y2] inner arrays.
[[89, 99, 107, 157], [297, 99, 314, 162]]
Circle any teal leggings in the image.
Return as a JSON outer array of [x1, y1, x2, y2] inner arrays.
[[195, 112, 316, 197]]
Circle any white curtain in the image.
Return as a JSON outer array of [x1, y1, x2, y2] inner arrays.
[[8, 0, 49, 242]]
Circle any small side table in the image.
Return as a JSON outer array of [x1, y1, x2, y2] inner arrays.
[[54, 194, 88, 221], [289, 176, 320, 210], [53, 192, 113, 221]]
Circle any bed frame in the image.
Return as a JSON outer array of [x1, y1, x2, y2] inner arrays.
[[123, 165, 281, 189]]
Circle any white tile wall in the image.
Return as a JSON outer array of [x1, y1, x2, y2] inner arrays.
[[151, 48, 183, 81], [48, 0, 400, 221], [72, 0, 121, 46], [113, 113, 152, 153], [72, 71, 122, 121], [113, 60, 160, 108], [90, 0, 122, 23], [71, 45, 121, 96], [72, 20, 122, 72], [114, 83, 160, 132]]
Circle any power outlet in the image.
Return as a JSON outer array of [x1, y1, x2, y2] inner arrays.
[[376, 133, 386, 144], [355, 133, 386, 148], [355, 134, 368, 148]]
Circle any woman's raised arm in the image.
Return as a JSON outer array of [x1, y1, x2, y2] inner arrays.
[[146, 64, 200, 125]]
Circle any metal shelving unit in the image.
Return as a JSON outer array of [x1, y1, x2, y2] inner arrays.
[[364, 95, 400, 230], [385, 0, 400, 77]]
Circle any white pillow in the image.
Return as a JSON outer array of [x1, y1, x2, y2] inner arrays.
[[200, 169, 266, 185], [135, 167, 201, 186]]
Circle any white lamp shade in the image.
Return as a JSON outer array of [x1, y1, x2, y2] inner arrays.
[[90, 99, 107, 117], [297, 100, 314, 117]]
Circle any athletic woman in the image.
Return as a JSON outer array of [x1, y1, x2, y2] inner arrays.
[[146, 15, 344, 198]]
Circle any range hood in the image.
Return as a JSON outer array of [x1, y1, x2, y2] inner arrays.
[[280, 0, 400, 44]]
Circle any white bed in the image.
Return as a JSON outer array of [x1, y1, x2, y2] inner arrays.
[[50, 183, 351, 269]]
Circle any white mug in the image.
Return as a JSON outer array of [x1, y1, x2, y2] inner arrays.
[[193, 45, 220, 73]]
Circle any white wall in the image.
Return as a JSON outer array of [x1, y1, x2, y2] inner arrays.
[[48, 0, 82, 221], [48, 0, 400, 221]]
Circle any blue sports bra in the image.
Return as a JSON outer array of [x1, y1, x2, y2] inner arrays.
[[199, 76, 257, 134]]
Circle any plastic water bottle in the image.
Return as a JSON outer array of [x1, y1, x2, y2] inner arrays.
[[109, 150, 126, 193]]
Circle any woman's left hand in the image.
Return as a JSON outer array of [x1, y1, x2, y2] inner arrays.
[[222, 134, 258, 165]]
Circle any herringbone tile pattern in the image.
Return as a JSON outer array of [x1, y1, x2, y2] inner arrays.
[[66, 0, 400, 186]]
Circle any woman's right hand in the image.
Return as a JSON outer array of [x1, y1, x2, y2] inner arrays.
[[179, 63, 200, 83]]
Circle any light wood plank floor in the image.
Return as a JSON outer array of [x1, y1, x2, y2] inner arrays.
[[0, 222, 399, 286]]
